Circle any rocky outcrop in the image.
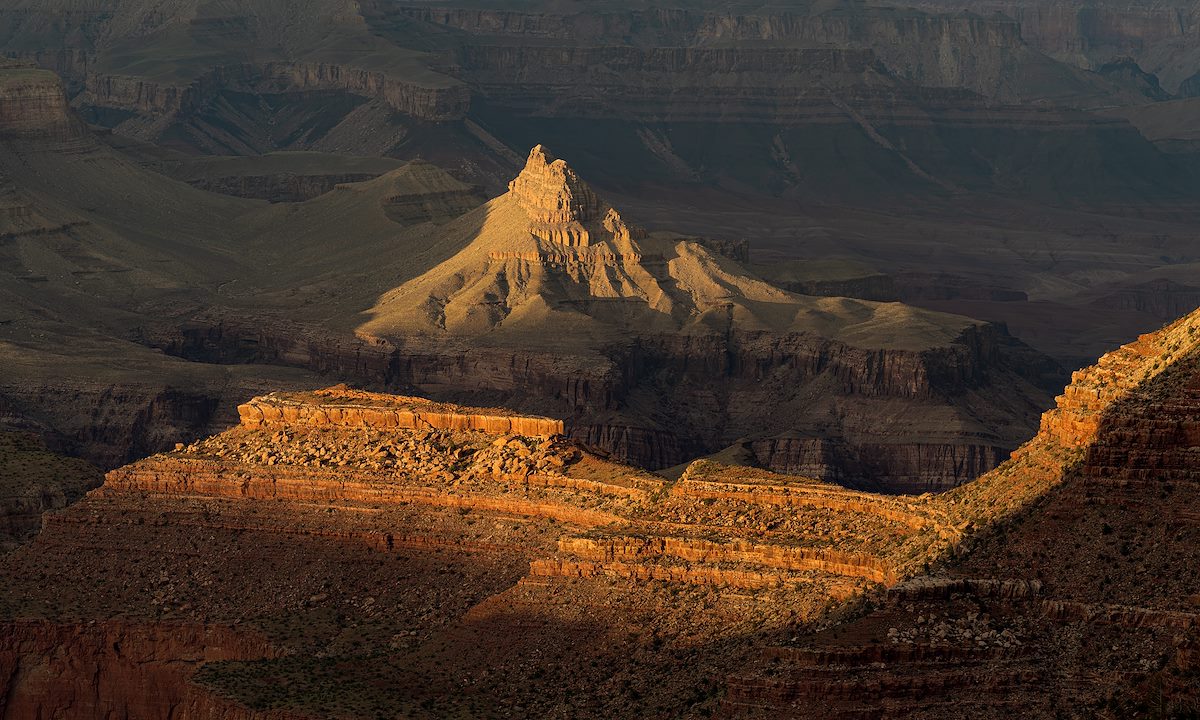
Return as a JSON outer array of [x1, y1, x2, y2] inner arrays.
[[0, 61, 81, 139], [238, 387, 564, 437], [0, 620, 288, 720], [499, 144, 649, 247], [720, 307, 1200, 718], [508, 144, 599, 225], [935, 307, 1200, 525]]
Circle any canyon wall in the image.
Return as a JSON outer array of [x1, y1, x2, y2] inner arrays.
[[183, 172, 383, 202], [0, 620, 295, 720], [405, 5, 1040, 101], [78, 60, 469, 127], [408, 3, 1128, 103], [0, 61, 81, 139], [716, 308, 1200, 718], [750, 437, 1006, 494], [139, 318, 1048, 490], [910, 0, 1200, 93], [0, 432, 101, 551], [238, 389, 564, 437]]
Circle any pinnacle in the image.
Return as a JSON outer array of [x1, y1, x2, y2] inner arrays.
[[508, 144, 602, 231], [525, 144, 557, 168]]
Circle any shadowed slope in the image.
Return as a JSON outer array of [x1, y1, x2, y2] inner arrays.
[[723, 305, 1200, 717]]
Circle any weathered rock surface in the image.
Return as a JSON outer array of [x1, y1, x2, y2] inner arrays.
[[79, 61, 469, 128], [0, 60, 81, 139], [911, 0, 1200, 94], [720, 307, 1200, 717], [0, 620, 291, 720], [0, 432, 101, 551], [238, 387, 564, 437], [3, 299, 1200, 718], [123, 144, 1056, 492], [0, 384, 953, 717]]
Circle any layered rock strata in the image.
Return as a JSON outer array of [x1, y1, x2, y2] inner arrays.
[[718, 308, 1200, 717], [0, 385, 940, 717], [0, 60, 81, 139], [78, 61, 469, 125], [0, 620, 289, 720], [128, 145, 1056, 492], [4, 300, 1200, 717], [237, 387, 564, 437]]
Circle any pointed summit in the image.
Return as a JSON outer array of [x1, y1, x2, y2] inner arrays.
[[508, 145, 602, 240]]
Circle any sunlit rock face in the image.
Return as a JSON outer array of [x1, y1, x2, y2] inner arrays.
[[721, 309, 1200, 719], [0, 382, 965, 717], [509, 145, 601, 246], [7, 305, 1198, 717]]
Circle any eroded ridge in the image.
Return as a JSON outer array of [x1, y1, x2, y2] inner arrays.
[[936, 307, 1200, 530], [237, 385, 565, 437], [8, 301, 1200, 718], [721, 308, 1200, 718], [4, 382, 961, 716]]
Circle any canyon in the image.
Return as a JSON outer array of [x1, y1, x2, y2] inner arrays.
[[1, 3, 1199, 715], [1, 306, 1197, 717], [0, 57, 1059, 492], [1, 0, 1195, 372]]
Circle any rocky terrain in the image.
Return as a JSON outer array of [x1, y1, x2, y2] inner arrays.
[[0, 384, 926, 717], [0, 0, 1191, 200], [0, 431, 100, 551], [721, 307, 1200, 718], [1, 1, 1196, 365], [147, 144, 1057, 491], [911, 0, 1200, 96], [1, 304, 1198, 717], [0, 2, 1198, 716], [0, 56, 1060, 492]]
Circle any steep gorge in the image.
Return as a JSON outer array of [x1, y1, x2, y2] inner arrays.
[[134, 146, 1057, 490]]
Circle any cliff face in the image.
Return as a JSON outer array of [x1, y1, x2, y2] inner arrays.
[[0, 620, 289, 720], [0, 61, 81, 140], [910, 0, 1200, 94], [238, 387, 565, 437], [407, 5, 1040, 101], [141, 308, 1050, 491], [721, 307, 1200, 718], [79, 61, 470, 127]]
